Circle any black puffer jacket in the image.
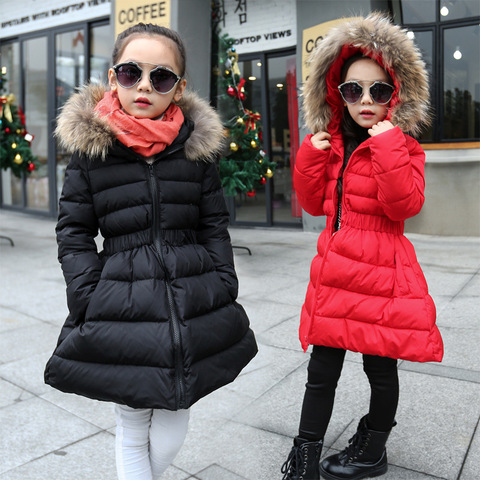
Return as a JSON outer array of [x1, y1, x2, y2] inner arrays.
[[44, 85, 257, 410]]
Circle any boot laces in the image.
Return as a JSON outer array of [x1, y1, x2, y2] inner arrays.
[[345, 429, 371, 462], [281, 444, 306, 480]]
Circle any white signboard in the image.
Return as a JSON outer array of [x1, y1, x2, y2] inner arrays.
[[214, 0, 296, 54], [0, 0, 111, 38]]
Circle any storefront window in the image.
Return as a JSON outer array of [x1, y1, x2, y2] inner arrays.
[[443, 25, 479, 139], [409, 30, 434, 141], [268, 54, 301, 224], [440, 0, 480, 21], [0, 42, 22, 207], [400, 0, 436, 23], [24, 36, 48, 211], [230, 58, 267, 224], [90, 23, 110, 84], [55, 29, 85, 203]]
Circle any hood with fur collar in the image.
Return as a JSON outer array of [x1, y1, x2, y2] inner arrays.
[[55, 84, 224, 162], [303, 13, 431, 137]]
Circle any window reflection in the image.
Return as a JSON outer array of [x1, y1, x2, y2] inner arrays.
[[90, 24, 111, 85], [409, 31, 434, 141], [268, 54, 301, 224], [24, 36, 48, 211], [0, 42, 22, 207], [443, 25, 479, 139], [55, 29, 85, 204], [232, 59, 266, 223], [440, 0, 480, 21], [400, 0, 436, 23]]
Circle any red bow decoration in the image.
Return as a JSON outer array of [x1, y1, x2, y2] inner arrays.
[[244, 109, 261, 133]]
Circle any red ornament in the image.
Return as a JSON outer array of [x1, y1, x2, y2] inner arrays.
[[17, 106, 26, 126], [246, 190, 256, 197], [259, 177, 267, 185], [5, 127, 11, 134], [239, 92, 245, 101], [227, 86, 236, 96], [27, 162, 35, 172]]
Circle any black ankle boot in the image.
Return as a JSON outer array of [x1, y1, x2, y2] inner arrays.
[[281, 436, 323, 480], [320, 415, 395, 480]]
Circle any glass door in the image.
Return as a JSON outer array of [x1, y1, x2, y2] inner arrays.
[[55, 28, 85, 203], [24, 36, 48, 211], [268, 54, 301, 225], [54, 23, 110, 205], [224, 49, 300, 227]]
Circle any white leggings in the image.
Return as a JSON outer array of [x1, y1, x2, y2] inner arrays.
[[114, 404, 190, 480]]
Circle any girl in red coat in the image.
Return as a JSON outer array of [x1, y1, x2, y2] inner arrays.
[[281, 13, 443, 480]]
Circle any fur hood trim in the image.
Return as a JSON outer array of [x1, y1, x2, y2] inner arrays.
[[303, 13, 431, 137], [55, 84, 224, 162]]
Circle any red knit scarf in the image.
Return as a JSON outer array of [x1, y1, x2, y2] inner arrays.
[[94, 90, 184, 157]]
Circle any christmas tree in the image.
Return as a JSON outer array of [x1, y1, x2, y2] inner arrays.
[[0, 67, 37, 178], [215, 34, 276, 197]]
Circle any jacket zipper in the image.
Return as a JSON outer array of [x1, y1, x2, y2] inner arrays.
[[148, 163, 186, 409]]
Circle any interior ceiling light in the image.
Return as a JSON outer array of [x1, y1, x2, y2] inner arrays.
[[440, 6, 449, 16]]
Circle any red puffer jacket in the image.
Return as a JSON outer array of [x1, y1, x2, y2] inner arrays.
[[295, 14, 443, 363], [294, 128, 443, 362]]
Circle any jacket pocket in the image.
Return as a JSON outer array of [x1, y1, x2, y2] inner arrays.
[[393, 253, 410, 297]]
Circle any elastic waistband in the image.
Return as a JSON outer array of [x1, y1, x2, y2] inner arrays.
[[343, 213, 404, 234], [103, 229, 197, 254]]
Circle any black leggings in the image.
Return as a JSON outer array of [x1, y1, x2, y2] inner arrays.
[[299, 345, 399, 440]]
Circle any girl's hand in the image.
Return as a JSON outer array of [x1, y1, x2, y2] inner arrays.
[[368, 120, 395, 137], [311, 131, 332, 150]]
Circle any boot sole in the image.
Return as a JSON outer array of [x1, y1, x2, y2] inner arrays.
[[320, 463, 388, 480]]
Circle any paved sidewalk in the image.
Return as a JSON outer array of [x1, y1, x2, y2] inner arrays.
[[0, 208, 479, 479]]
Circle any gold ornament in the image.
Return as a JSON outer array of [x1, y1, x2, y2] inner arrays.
[[11, 142, 17, 149], [14, 154, 23, 164], [230, 142, 239, 152], [0, 93, 15, 122], [258, 159, 263, 164], [225, 69, 230, 76], [250, 140, 257, 148], [266, 168, 273, 178], [236, 117, 245, 125], [16, 129, 21, 134]]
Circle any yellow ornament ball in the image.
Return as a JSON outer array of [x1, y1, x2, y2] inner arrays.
[[266, 168, 273, 178], [16, 129, 21, 134], [14, 153, 23, 164], [250, 140, 257, 148], [11, 142, 17, 149], [236, 117, 245, 125], [230, 142, 239, 152]]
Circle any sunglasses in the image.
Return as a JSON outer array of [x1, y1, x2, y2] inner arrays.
[[338, 81, 394, 105], [112, 61, 182, 94]]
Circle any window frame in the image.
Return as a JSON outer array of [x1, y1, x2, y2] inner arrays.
[[401, 5, 480, 144]]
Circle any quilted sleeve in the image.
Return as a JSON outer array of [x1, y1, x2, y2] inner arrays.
[[370, 127, 426, 221], [196, 161, 238, 300], [56, 153, 102, 323], [293, 134, 331, 216]]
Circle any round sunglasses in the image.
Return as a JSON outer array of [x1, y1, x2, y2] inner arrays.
[[112, 61, 182, 95], [338, 81, 394, 105]]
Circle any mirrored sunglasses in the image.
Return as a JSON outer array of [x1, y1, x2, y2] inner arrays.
[[338, 81, 394, 105], [113, 61, 181, 94]]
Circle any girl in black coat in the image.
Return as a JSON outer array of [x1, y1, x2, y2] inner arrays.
[[45, 23, 257, 479]]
